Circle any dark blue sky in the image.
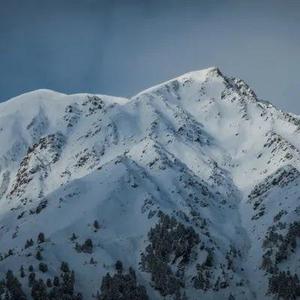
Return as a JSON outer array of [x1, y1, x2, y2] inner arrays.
[[0, 0, 299, 113]]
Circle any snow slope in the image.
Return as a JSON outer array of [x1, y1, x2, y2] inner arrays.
[[0, 67, 299, 300]]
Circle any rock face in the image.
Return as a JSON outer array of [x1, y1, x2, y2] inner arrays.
[[0, 68, 299, 299]]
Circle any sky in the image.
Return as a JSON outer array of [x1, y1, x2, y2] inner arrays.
[[0, 0, 299, 113]]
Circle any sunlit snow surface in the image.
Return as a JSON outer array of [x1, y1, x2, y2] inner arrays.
[[0, 67, 299, 299]]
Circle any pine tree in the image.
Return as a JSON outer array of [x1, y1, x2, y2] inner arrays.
[[90, 257, 95, 265], [20, 265, 25, 278], [81, 239, 93, 253], [38, 262, 48, 273], [28, 272, 36, 287], [35, 250, 42, 261], [61, 270, 75, 296], [5, 270, 27, 300], [37, 233, 45, 244], [46, 278, 52, 288], [115, 260, 123, 274], [60, 262, 70, 273], [25, 239, 34, 249], [53, 276, 60, 287], [70, 233, 77, 241], [97, 264, 149, 300], [31, 279, 47, 300], [93, 220, 100, 230]]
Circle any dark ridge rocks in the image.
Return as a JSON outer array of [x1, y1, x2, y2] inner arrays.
[[0, 170, 10, 199], [83, 95, 104, 116], [63, 103, 81, 128], [9, 132, 65, 199], [230, 77, 257, 101], [263, 132, 300, 163], [248, 165, 300, 220], [26, 108, 49, 143], [74, 147, 101, 169], [248, 165, 300, 202], [30, 199, 48, 215]]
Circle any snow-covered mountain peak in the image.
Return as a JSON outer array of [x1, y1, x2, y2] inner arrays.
[[0, 68, 299, 300]]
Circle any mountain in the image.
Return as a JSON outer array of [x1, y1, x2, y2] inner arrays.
[[0, 67, 299, 300]]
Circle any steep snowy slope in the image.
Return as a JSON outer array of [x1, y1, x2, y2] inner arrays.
[[0, 68, 299, 300]]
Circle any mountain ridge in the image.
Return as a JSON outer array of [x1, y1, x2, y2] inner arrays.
[[0, 68, 299, 300]]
